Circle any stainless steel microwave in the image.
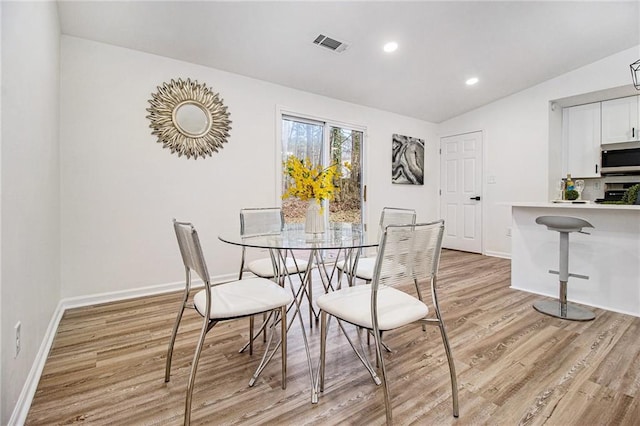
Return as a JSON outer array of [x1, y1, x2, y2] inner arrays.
[[601, 147, 640, 174]]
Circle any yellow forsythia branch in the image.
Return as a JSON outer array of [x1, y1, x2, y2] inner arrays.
[[282, 156, 341, 204]]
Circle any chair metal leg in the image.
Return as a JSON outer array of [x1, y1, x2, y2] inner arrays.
[[431, 277, 459, 418], [319, 310, 327, 393], [281, 305, 287, 389], [249, 316, 254, 355], [249, 309, 286, 387], [436, 317, 459, 417], [373, 325, 392, 425], [239, 312, 274, 354], [263, 312, 268, 342], [366, 329, 392, 353], [184, 317, 210, 425], [165, 284, 190, 382]]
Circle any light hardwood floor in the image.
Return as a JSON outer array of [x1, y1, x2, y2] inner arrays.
[[26, 250, 640, 425]]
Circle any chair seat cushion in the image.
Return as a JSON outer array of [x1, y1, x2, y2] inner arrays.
[[248, 257, 309, 278], [335, 257, 376, 281], [336, 258, 409, 282], [317, 285, 428, 331], [194, 278, 293, 320]]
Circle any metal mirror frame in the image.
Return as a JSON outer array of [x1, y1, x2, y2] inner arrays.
[[146, 78, 232, 159]]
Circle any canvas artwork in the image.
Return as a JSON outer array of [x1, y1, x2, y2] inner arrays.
[[392, 134, 425, 185]]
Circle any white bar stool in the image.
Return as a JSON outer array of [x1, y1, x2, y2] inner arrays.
[[533, 215, 596, 321]]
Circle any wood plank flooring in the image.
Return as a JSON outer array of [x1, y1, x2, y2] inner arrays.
[[26, 250, 640, 425]]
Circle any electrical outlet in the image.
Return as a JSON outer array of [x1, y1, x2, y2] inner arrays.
[[15, 321, 21, 358]]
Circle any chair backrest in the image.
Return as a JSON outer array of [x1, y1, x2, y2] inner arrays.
[[173, 219, 210, 283], [371, 220, 445, 293], [377, 207, 417, 241], [240, 207, 285, 236]]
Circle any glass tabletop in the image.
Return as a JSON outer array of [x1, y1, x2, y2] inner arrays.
[[219, 222, 378, 250]]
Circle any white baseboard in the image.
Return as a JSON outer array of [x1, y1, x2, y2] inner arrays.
[[510, 285, 639, 318], [8, 273, 236, 425], [484, 250, 511, 259], [8, 299, 64, 426]]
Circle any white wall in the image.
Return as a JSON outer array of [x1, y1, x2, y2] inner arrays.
[[439, 45, 640, 258], [59, 36, 439, 299], [1, 2, 60, 424]]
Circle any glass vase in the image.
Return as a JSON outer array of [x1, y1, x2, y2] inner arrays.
[[305, 200, 325, 234]]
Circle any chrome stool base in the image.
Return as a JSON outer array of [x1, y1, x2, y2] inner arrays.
[[533, 300, 595, 321]]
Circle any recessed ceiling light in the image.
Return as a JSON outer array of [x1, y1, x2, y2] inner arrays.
[[466, 77, 479, 86], [383, 42, 398, 53]]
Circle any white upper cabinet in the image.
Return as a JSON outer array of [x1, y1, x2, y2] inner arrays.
[[562, 102, 601, 178], [601, 96, 640, 144]]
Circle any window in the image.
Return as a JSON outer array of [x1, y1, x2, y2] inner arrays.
[[281, 114, 364, 224]]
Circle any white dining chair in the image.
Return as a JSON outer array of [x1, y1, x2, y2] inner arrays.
[[165, 219, 292, 425], [238, 207, 311, 353], [336, 207, 418, 347], [336, 207, 416, 286], [317, 220, 459, 425], [238, 207, 309, 281]]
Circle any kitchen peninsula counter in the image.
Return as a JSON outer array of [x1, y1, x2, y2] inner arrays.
[[510, 202, 640, 317]]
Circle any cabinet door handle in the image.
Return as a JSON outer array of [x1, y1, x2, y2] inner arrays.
[[595, 164, 598, 174], [633, 127, 635, 138]]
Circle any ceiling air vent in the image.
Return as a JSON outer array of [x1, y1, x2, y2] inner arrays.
[[313, 34, 348, 53]]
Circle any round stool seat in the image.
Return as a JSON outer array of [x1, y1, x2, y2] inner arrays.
[[535, 216, 593, 233]]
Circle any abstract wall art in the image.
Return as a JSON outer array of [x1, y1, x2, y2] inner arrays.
[[392, 133, 424, 185]]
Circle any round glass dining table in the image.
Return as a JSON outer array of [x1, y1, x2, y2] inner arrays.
[[218, 222, 377, 252], [219, 222, 378, 403]]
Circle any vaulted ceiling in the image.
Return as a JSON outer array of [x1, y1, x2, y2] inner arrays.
[[57, 1, 640, 123]]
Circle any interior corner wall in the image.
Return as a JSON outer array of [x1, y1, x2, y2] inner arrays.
[[1, 2, 61, 424], [0, 3, 3, 422], [438, 45, 640, 258], [59, 36, 439, 299]]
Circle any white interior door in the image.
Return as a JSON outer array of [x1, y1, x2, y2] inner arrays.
[[440, 131, 483, 253]]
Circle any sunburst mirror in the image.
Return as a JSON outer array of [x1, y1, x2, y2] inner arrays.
[[146, 78, 232, 159]]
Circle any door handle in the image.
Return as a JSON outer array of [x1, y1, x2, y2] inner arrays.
[[470, 196, 481, 201]]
